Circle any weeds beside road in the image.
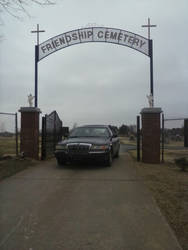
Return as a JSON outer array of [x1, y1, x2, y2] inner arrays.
[[0, 157, 38, 181], [129, 151, 188, 250], [0, 136, 18, 156], [120, 137, 188, 250]]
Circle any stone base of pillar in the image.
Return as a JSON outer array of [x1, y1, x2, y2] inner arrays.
[[141, 107, 162, 164], [19, 107, 41, 160]]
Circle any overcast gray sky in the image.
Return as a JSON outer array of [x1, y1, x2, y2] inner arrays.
[[0, 0, 188, 130]]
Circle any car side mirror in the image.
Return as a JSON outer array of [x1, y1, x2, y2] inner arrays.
[[64, 132, 69, 138]]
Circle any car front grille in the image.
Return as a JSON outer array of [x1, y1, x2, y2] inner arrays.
[[67, 143, 91, 155]]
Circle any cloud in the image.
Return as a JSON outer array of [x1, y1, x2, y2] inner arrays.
[[0, 0, 188, 130]]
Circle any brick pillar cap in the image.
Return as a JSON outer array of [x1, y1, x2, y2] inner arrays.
[[19, 107, 41, 113], [141, 107, 162, 114]]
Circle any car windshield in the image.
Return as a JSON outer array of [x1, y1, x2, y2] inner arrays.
[[69, 127, 110, 138]]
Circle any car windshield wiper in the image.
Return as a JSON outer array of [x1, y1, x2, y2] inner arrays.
[[80, 136, 96, 137], [69, 136, 91, 138], [69, 135, 108, 138], [69, 135, 97, 138], [79, 136, 105, 137]]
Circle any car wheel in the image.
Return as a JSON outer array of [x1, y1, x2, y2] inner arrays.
[[105, 151, 112, 167], [57, 157, 66, 166], [114, 148, 120, 158]]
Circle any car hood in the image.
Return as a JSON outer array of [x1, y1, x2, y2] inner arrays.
[[59, 137, 110, 145]]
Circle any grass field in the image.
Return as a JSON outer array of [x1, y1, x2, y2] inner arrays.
[[119, 136, 137, 145], [120, 136, 187, 163], [0, 136, 42, 158], [133, 157, 188, 250], [0, 136, 40, 180], [165, 140, 185, 147], [129, 148, 188, 164], [120, 136, 188, 250], [0, 136, 18, 156]]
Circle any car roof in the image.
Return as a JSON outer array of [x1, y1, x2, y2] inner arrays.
[[79, 125, 110, 128]]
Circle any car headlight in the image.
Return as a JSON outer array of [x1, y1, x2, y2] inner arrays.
[[91, 145, 109, 150], [56, 144, 67, 150]]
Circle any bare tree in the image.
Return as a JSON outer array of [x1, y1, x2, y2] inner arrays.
[[72, 122, 77, 130], [0, 0, 55, 20]]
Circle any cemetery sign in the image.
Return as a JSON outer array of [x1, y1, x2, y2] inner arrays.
[[33, 26, 154, 107], [38, 27, 149, 61]]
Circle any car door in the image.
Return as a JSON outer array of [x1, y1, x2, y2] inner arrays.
[[112, 134, 119, 155], [109, 127, 119, 156]]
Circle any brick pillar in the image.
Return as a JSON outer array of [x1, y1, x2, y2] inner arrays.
[[141, 108, 162, 164], [19, 107, 41, 160]]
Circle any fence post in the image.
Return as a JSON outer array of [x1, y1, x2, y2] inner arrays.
[[53, 112, 57, 151], [15, 113, 18, 156], [161, 113, 165, 162], [41, 116, 46, 160], [184, 119, 188, 147], [137, 116, 140, 162]]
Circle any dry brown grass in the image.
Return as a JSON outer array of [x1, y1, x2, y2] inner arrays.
[[0, 136, 18, 156], [0, 136, 40, 180], [0, 157, 39, 180], [119, 136, 137, 145], [164, 149, 188, 163], [130, 152, 188, 250]]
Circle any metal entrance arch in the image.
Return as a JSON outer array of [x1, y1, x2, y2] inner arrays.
[[34, 26, 154, 107]]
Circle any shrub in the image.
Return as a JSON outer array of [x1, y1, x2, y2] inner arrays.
[[175, 157, 188, 171], [129, 135, 135, 141]]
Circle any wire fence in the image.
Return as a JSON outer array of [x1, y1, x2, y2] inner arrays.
[[161, 115, 188, 163], [0, 112, 18, 157]]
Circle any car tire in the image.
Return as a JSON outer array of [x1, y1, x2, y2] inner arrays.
[[105, 151, 112, 167], [114, 148, 120, 158], [57, 157, 66, 166]]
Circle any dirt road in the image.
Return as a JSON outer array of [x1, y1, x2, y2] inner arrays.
[[0, 150, 182, 250]]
